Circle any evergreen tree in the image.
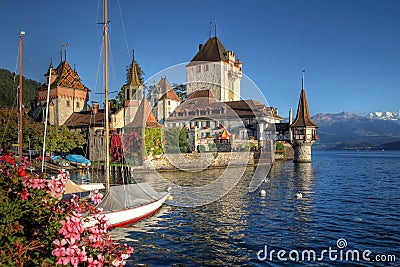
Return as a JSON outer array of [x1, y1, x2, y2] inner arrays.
[[172, 83, 187, 101], [0, 68, 40, 108]]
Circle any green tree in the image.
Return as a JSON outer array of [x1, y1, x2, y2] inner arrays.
[[172, 83, 187, 101], [164, 127, 189, 153], [276, 141, 284, 151], [144, 128, 163, 156], [0, 109, 44, 151], [0, 68, 40, 108], [46, 125, 86, 153], [0, 108, 86, 153]]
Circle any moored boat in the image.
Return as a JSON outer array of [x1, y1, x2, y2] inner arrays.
[[65, 154, 91, 168], [93, 183, 169, 228], [85, 0, 169, 229]]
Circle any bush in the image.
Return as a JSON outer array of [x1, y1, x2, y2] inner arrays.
[[0, 153, 133, 266], [198, 145, 207, 153], [276, 141, 284, 151], [208, 142, 216, 152]]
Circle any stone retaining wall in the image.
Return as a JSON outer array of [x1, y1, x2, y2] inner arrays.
[[147, 151, 260, 171]]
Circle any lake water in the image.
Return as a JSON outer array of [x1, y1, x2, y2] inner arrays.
[[78, 150, 400, 266]]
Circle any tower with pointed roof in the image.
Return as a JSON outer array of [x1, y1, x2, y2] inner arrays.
[[290, 72, 319, 163], [36, 60, 90, 126], [149, 76, 181, 123], [186, 35, 242, 102], [124, 51, 145, 125]]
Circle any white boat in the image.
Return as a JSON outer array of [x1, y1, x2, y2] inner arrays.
[[96, 183, 169, 228], [64, 180, 105, 194], [92, 0, 169, 229]]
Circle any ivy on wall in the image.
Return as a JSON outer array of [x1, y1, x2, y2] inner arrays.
[[144, 128, 163, 156]]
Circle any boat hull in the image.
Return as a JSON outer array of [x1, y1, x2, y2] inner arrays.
[[101, 193, 170, 228]]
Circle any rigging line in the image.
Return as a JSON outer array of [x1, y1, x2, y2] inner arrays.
[[117, 0, 131, 60], [108, 36, 120, 100], [95, 36, 105, 102], [95, 0, 104, 95], [1, 45, 20, 145], [96, 0, 102, 51]]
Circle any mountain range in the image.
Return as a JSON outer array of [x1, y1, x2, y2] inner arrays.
[[311, 112, 400, 150], [367, 111, 400, 122]]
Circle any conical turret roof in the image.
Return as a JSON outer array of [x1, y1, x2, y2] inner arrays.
[[291, 76, 318, 128], [127, 51, 143, 87]]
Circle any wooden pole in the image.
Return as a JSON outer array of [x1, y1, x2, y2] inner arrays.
[[19, 31, 25, 159], [104, 0, 110, 190]]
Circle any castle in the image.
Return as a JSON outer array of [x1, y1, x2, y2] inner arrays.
[[29, 32, 318, 163]]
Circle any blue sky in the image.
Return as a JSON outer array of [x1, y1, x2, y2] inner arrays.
[[1, 0, 399, 117]]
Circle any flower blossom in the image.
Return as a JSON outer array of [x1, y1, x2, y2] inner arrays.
[[20, 187, 29, 200], [91, 190, 103, 205], [27, 175, 47, 190]]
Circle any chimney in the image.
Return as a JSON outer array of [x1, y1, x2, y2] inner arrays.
[[198, 44, 203, 51], [92, 102, 99, 115]]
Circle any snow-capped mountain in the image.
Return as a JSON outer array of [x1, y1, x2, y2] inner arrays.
[[309, 112, 400, 149], [311, 112, 362, 127], [367, 111, 400, 121]]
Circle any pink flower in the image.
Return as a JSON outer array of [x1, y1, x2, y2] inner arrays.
[[48, 175, 68, 197], [88, 254, 104, 267], [88, 257, 99, 267], [59, 213, 83, 241], [27, 176, 46, 190], [52, 244, 66, 258], [20, 188, 29, 200], [77, 246, 87, 262], [91, 190, 103, 205]]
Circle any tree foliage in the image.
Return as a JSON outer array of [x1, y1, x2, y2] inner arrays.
[[172, 83, 187, 101], [0, 108, 86, 153], [144, 128, 163, 156], [164, 127, 190, 153], [0, 68, 40, 108], [46, 126, 86, 153], [276, 141, 284, 151]]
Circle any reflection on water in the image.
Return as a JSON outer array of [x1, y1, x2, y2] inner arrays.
[[74, 151, 400, 266]]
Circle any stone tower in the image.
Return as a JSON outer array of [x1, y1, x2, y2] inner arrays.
[[36, 60, 89, 126], [124, 51, 145, 125], [290, 73, 319, 163], [186, 36, 242, 102]]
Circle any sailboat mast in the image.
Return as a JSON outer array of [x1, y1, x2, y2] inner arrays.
[[42, 68, 52, 172], [18, 31, 25, 159], [104, 0, 110, 190]]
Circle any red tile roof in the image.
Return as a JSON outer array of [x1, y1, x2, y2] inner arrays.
[[126, 99, 162, 128], [38, 61, 90, 92]]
